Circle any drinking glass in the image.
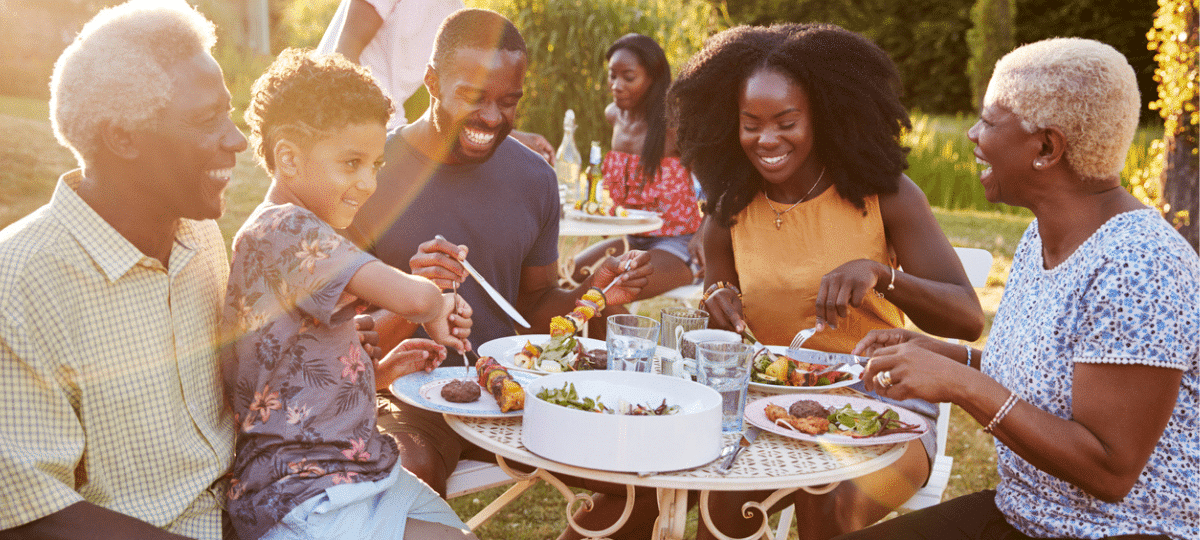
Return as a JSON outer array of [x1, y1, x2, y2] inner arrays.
[[680, 329, 741, 361], [659, 307, 709, 350], [606, 314, 660, 373], [695, 341, 754, 433]]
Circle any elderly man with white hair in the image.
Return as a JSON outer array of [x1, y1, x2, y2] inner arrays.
[[0, 1, 246, 538], [839, 38, 1199, 540]]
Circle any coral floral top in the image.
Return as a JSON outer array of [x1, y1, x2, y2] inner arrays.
[[601, 150, 702, 237]]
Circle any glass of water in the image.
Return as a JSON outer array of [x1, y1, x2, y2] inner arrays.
[[606, 314, 660, 373], [695, 341, 754, 433]]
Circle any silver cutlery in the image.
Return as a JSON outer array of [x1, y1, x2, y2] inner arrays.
[[435, 235, 530, 329], [718, 426, 761, 474], [789, 327, 817, 350]]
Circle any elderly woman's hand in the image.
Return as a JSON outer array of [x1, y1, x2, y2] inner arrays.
[[592, 250, 653, 306], [861, 341, 970, 403], [815, 258, 893, 330]]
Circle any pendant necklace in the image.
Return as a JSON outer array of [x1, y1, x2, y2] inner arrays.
[[764, 167, 826, 230]]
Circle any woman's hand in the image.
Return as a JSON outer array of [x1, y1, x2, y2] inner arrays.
[[815, 258, 890, 330], [861, 341, 968, 403], [852, 327, 944, 356], [592, 250, 653, 306], [703, 286, 746, 333], [374, 339, 447, 390]]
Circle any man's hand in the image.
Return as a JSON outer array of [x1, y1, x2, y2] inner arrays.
[[409, 237, 468, 289], [592, 250, 653, 306], [354, 313, 383, 361], [511, 130, 555, 165], [375, 339, 447, 390]]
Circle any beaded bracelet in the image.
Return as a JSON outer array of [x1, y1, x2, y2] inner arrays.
[[965, 343, 975, 369], [699, 281, 742, 308], [983, 392, 1019, 434], [874, 266, 896, 298]]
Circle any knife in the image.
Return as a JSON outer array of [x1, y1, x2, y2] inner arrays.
[[436, 235, 531, 329], [718, 426, 760, 474], [785, 348, 870, 373]]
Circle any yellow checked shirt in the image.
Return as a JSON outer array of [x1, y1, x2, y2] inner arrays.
[[0, 171, 235, 539]]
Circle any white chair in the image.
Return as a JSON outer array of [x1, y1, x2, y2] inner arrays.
[[772, 247, 993, 539]]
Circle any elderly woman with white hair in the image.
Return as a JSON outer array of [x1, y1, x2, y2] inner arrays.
[[839, 38, 1199, 540]]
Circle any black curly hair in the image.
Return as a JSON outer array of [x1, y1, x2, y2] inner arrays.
[[669, 23, 911, 227], [245, 47, 393, 173], [607, 33, 671, 186]]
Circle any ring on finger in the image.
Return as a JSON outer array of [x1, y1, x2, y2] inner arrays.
[[874, 370, 894, 388]]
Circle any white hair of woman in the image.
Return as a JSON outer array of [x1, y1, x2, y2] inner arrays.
[[983, 37, 1140, 183]]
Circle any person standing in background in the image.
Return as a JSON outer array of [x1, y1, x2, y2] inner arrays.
[[318, 0, 556, 162]]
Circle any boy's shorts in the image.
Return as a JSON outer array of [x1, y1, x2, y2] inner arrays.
[[260, 461, 467, 540]]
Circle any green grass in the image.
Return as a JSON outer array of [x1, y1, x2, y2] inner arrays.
[[0, 93, 1027, 538]]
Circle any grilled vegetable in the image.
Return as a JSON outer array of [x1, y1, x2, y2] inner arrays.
[[475, 356, 525, 412]]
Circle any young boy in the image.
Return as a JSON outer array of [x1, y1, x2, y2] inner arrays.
[[221, 48, 476, 540]]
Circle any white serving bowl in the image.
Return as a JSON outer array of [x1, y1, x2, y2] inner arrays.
[[522, 371, 722, 473]]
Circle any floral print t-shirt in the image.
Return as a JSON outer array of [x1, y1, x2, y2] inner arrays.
[[220, 203, 396, 540], [601, 150, 701, 237], [984, 209, 1199, 539]]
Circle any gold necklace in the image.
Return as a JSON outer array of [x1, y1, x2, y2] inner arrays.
[[764, 167, 826, 230]]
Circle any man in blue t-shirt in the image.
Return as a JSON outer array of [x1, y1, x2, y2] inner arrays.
[[346, 8, 652, 499]]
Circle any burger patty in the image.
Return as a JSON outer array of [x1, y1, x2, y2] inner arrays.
[[788, 399, 829, 419], [441, 379, 482, 403]]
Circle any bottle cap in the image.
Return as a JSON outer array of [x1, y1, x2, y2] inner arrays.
[[589, 141, 601, 164], [563, 109, 575, 129]]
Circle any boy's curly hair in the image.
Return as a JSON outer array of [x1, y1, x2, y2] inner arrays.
[[245, 48, 393, 173], [669, 23, 911, 227]]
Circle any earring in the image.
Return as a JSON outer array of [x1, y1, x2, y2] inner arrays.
[[1034, 159, 1046, 169]]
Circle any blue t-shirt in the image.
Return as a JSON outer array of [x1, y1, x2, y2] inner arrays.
[[348, 132, 560, 363], [986, 209, 1199, 539]]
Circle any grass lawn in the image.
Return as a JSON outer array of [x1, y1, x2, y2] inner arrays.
[[1, 95, 1020, 538]]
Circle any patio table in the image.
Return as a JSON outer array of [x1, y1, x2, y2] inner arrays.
[[444, 387, 906, 540]]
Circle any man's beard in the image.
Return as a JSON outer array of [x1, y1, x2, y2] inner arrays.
[[431, 101, 513, 164]]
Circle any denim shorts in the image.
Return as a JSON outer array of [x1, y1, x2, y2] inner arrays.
[[628, 233, 693, 264]]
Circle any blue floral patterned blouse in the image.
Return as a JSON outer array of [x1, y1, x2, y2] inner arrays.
[[220, 204, 397, 540], [984, 209, 1199, 539]]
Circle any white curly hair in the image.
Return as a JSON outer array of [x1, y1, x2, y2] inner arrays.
[[983, 37, 1140, 182], [50, 0, 217, 167]]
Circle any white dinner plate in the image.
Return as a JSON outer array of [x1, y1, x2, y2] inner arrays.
[[748, 345, 863, 394], [744, 393, 928, 446], [477, 334, 681, 375], [564, 207, 659, 224], [390, 367, 535, 418]]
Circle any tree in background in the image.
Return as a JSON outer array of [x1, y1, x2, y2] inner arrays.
[[717, 0, 976, 115], [1131, 0, 1198, 251], [472, 0, 726, 152], [967, 0, 1014, 111]]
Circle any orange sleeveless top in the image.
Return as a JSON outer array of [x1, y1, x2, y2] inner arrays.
[[731, 187, 904, 352]]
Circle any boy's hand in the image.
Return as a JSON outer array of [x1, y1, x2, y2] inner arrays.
[[424, 292, 471, 353], [374, 339, 447, 390]]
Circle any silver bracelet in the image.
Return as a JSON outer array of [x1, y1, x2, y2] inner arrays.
[[984, 392, 1019, 434], [965, 343, 974, 369], [875, 266, 896, 298]]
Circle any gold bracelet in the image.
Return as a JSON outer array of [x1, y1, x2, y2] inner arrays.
[[699, 281, 742, 308], [983, 392, 1019, 434]]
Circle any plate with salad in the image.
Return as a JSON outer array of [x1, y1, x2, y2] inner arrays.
[[744, 393, 928, 446]]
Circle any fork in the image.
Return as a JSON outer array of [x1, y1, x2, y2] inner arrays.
[[789, 327, 817, 350]]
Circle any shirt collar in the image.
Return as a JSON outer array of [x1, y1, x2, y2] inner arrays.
[[50, 170, 201, 282]]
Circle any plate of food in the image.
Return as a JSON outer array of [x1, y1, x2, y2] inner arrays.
[[390, 364, 534, 418], [748, 345, 862, 393], [564, 207, 659, 225], [744, 393, 928, 446], [477, 334, 682, 375]]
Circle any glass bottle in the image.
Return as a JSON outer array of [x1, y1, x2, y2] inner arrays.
[[554, 109, 582, 204], [579, 141, 603, 214]]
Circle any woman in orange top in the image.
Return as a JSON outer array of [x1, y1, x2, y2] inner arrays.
[[670, 24, 984, 539]]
